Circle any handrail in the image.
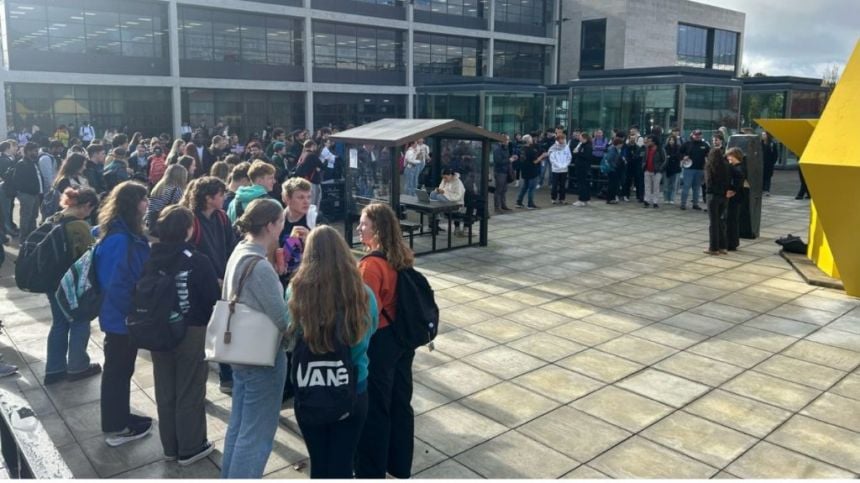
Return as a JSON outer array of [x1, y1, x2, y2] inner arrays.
[[0, 386, 73, 479]]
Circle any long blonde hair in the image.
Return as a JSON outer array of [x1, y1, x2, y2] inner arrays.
[[152, 164, 188, 198], [361, 203, 414, 270], [288, 226, 370, 354]]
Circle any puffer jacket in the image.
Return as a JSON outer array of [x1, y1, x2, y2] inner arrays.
[[93, 219, 150, 334]]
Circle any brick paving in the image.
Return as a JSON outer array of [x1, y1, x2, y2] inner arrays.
[[0, 170, 858, 478]]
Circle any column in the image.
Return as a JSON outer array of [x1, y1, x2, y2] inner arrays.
[[304, 14, 314, 130], [487, 0, 496, 77], [167, 0, 182, 137], [0, 81, 7, 140], [406, 2, 415, 118]]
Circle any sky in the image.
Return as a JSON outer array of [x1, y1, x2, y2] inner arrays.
[[694, 0, 859, 78]]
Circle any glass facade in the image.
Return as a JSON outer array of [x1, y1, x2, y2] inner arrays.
[[314, 93, 406, 130], [683, 85, 740, 136], [494, 41, 549, 83], [790, 91, 828, 118], [485, 92, 544, 135], [182, 89, 305, 139], [570, 85, 678, 134], [495, 0, 550, 36], [580, 19, 606, 72], [312, 21, 406, 85], [413, 0, 488, 30], [5, 0, 169, 75], [740, 91, 786, 128], [178, 7, 303, 68], [413, 33, 486, 83], [7, 83, 172, 136], [417, 92, 481, 126], [677, 23, 738, 72], [545, 93, 570, 130]]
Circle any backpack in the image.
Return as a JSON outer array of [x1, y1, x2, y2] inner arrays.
[[364, 253, 439, 350], [126, 251, 191, 352], [776, 234, 808, 255], [55, 246, 103, 322], [599, 151, 613, 175], [40, 187, 62, 220], [290, 323, 356, 426], [15, 213, 74, 293]]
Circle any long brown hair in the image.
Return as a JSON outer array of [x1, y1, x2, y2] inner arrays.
[[288, 226, 370, 354], [361, 203, 414, 270], [97, 181, 148, 239]]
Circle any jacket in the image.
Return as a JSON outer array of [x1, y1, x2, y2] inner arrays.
[[147, 241, 220, 327], [706, 159, 732, 196], [573, 141, 593, 170], [549, 142, 573, 173], [201, 147, 221, 175], [191, 208, 237, 278], [38, 153, 58, 194], [94, 219, 151, 334], [83, 161, 106, 195], [493, 144, 511, 174], [227, 184, 272, 223], [681, 139, 710, 170], [12, 157, 42, 195], [642, 145, 668, 173], [437, 173, 465, 205], [592, 137, 608, 160], [103, 160, 130, 192]]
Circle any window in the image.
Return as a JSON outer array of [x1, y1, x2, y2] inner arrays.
[[179, 7, 303, 66], [712, 29, 738, 71], [677, 24, 739, 71], [413, 0, 487, 18], [495, 0, 549, 26], [6, 0, 167, 59], [677, 24, 708, 68], [182, 89, 305, 138], [313, 93, 406, 130], [580, 19, 606, 71], [414, 33, 485, 78], [494, 41, 547, 82], [313, 22, 404, 72]]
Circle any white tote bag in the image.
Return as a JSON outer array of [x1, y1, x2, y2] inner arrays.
[[205, 257, 281, 367]]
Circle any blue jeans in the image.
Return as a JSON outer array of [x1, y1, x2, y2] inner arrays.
[[517, 177, 538, 207], [46, 293, 92, 376], [681, 169, 704, 207], [429, 192, 449, 202], [663, 173, 679, 202], [404, 163, 423, 196], [221, 349, 288, 478]]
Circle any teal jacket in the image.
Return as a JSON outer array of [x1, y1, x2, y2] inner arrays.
[[284, 285, 379, 393], [227, 184, 271, 223]]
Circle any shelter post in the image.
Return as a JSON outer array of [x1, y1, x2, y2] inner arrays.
[[480, 139, 490, 247]]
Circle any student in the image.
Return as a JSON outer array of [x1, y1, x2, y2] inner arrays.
[[223, 161, 251, 212], [44, 188, 102, 385], [725, 147, 746, 252], [209, 161, 229, 182], [642, 134, 667, 208], [570, 132, 590, 206], [104, 147, 131, 192], [84, 143, 108, 195], [295, 140, 324, 208], [548, 133, 573, 205], [183, 177, 238, 394], [515, 135, 544, 209], [278, 177, 326, 280], [354, 203, 416, 479], [286, 226, 377, 479], [13, 142, 43, 240], [227, 160, 277, 222], [146, 164, 188, 232], [704, 148, 732, 255], [220, 199, 289, 479], [663, 134, 682, 204], [148, 205, 220, 466], [604, 137, 624, 204], [94, 181, 154, 446]]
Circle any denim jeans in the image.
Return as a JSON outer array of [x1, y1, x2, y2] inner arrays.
[[516, 177, 538, 207], [404, 163, 423, 196], [429, 192, 449, 202], [663, 173, 679, 202], [680, 169, 704, 207], [46, 292, 92, 376], [221, 350, 288, 479]]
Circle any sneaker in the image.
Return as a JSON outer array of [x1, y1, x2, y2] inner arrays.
[[680, 205, 687, 210], [764, 191, 771, 197], [219, 380, 233, 395], [643, 202, 650, 208], [514, 180, 521, 187], [607, 200, 618, 205], [129, 413, 153, 426], [719, 250, 728, 255], [43, 372, 66, 385], [623, 197, 630, 202], [703, 250, 719, 256], [794, 195, 803, 200], [551, 200, 558, 205], [178, 441, 215, 467], [164, 455, 178, 462], [515, 203, 525, 209], [692, 205, 702, 211], [572, 201, 586, 207], [667, 200, 674, 205], [501, 206, 512, 211], [0, 362, 18, 378], [67, 363, 101, 382], [536, 185, 541, 190], [527, 205, 538, 210], [653, 204, 659, 209], [105, 420, 153, 447]]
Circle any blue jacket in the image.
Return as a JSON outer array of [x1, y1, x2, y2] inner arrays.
[[93, 219, 150, 334]]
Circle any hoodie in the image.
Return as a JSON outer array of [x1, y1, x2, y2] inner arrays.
[[147, 241, 220, 327], [438, 173, 465, 205], [548, 142, 572, 173], [227, 184, 273, 223]]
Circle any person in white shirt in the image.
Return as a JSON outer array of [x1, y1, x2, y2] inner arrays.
[[320, 139, 337, 172], [430, 168, 468, 236], [402, 141, 420, 196], [415, 138, 430, 189], [79, 122, 95, 146], [548, 133, 572, 205]]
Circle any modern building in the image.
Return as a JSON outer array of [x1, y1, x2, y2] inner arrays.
[[0, 0, 825, 142]]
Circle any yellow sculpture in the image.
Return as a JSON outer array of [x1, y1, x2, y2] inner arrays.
[[757, 40, 860, 296]]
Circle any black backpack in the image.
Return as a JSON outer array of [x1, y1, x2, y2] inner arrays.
[[15, 213, 74, 293], [126, 251, 191, 352], [365, 253, 440, 350], [290, 324, 356, 426]]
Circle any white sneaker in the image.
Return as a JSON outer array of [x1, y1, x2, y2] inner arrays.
[[515, 180, 521, 187], [105, 421, 153, 447], [178, 441, 215, 466], [572, 201, 586, 207], [623, 197, 630, 202]]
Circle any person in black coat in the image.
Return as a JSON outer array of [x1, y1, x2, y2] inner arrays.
[[761, 132, 779, 195], [573, 132, 593, 205], [704, 148, 732, 255], [725, 147, 746, 251]]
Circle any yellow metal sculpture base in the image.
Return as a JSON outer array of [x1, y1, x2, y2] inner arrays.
[[756, 40, 860, 296]]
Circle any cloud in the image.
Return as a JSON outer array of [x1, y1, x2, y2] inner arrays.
[[693, 0, 858, 78]]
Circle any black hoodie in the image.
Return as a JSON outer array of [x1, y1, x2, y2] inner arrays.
[[147, 241, 220, 327]]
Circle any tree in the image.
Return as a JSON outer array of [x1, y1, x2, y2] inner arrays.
[[822, 64, 841, 89]]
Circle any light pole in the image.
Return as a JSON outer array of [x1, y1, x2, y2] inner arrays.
[[555, 11, 571, 85]]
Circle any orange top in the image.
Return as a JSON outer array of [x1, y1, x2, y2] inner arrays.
[[359, 255, 397, 330]]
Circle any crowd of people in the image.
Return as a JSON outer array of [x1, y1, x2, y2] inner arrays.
[[0, 123, 427, 478], [0, 117, 790, 477]]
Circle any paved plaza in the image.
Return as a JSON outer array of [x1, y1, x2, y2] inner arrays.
[[0, 172, 859, 478]]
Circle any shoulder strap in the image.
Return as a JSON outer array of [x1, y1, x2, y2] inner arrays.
[[231, 256, 263, 304]]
